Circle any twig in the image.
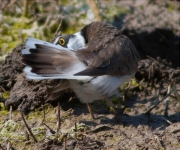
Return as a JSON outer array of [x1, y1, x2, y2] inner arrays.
[[164, 100, 169, 117], [162, 116, 173, 125], [144, 86, 175, 115], [54, 18, 63, 38], [42, 15, 51, 28], [0, 86, 6, 92], [57, 102, 61, 133], [25, 131, 30, 141], [169, 70, 175, 80], [0, 144, 5, 150], [50, 17, 63, 43], [44, 123, 56, 134], [87, 0, 102, 21], [22, 0, 28, 17], [6, 140, 13, 150], [154, 135, 165, 149], [134, 78, 145, 89], [64, 135, 67, 150], [146, 55, 160, 65], [6, 141, 10, 150], [41, 104, 45, 124], [148, 62, 155, 87], [173, 84, 180, 103], [15, 0, 23, 12], [75, 123, 77, 139], [61, 108, 73, 116], [9, 106, 12, 120], [138, 78, 147, 97], [1, 0, 9, 11], [8, 0, 18, 7], [20, 111, 38, 142], [40, 0, 44, 13], [39, 103, 51, 125]]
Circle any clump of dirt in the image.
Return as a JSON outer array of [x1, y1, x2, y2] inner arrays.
[[0, 45, 24, 90], [122, 28, 179, 68]]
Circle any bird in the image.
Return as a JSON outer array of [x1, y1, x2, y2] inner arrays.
[[21, 21, 140, 119]]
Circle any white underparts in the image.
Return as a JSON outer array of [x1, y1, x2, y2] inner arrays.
[[69, 74, 134, 103]]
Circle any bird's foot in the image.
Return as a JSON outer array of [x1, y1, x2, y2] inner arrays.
[[87, 103, 96, 120], [112, 106, 128, 123]]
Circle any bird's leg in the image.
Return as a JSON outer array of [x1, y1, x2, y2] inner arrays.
[[104, 97, 120, 122], [87, 103, 95, 119], [104, 96, 127, 114], [104, 98, 117, 112], [105, 97, 128, 122]]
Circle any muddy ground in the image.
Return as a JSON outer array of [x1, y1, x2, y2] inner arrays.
[[0, 1, 180, 150]]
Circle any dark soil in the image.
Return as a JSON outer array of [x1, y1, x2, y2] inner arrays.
[[0, 1, 179, 149]]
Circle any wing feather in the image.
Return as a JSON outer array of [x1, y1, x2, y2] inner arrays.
[[75, 35, 140, 76], [22, 38, 91, 80]]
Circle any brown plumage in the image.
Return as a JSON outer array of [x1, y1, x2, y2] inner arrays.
[[22, 21, 140, 119], [76, 22, 139, 76]]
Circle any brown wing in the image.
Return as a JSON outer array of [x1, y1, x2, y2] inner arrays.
[[74, 35, 140, 76]]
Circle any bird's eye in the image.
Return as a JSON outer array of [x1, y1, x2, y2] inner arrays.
[[58, 38, 66, 46]]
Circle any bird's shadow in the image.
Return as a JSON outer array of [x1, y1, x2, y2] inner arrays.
[[61, 97, 180, 130], [78, 111, 180, 131]]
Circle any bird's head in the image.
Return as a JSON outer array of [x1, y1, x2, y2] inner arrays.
[[53, 32, 86, 50]]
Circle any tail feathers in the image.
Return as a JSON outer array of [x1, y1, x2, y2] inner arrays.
[[24, 67, 91, 80], [22, 38, 90, 80], [22, 53, 53, 63], [21, 59, 53, 69]]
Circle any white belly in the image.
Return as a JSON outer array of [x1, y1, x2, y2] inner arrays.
[[69, 74, 134, 103]]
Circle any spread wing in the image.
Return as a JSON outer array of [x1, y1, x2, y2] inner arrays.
[[75, 35, 140, 76], [22, 38, 91, 80]]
